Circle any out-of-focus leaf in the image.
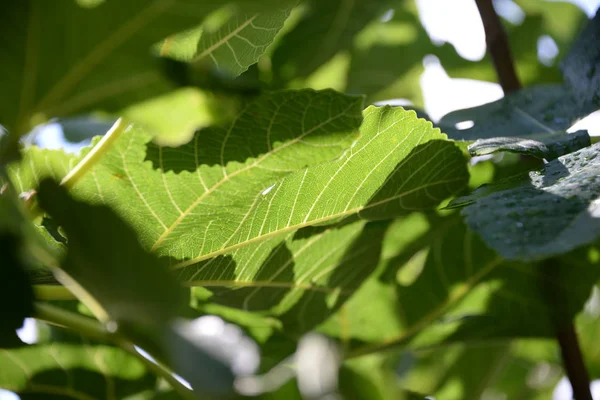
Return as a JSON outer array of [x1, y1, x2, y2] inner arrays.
[[440, 85, 598, 141], [400, 340, 560, 400], [160, 6, 294, 77], [122, 87, 217, 146], [561, 10, 600, 103], [37, 180, 186, 326], [452, 142, 600, 261], [37, 182, 261, 397], [0, 342, 155, 398], [319, 214, 600, 353], [0, 0, 281, 136], [467, 129, 590, 160], [272, 0, 390, 83]]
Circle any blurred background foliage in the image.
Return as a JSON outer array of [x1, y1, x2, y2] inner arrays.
[[2, 0, 600, 399]]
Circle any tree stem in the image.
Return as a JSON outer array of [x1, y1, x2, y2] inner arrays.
[[475, 0, 521, 94], [557, 324, 593, 400], [540, 260, 592, 400]]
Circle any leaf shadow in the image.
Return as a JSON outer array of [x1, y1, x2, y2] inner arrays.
[[179, 244, 296, 312], [280, 221, 389, 335]]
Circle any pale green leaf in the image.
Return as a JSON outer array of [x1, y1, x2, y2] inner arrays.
[[454, 142, 600, 261], [467, 129, 591, 160]]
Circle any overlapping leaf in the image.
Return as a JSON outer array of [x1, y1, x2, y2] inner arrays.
[[12, 90, 468, 334], [467, 129, 590, 160], [318, 214, 600, 354], [271, 0, 391, 82], [160, 6, 293, 76], [440, 85, 597, 141], [0, 0, 281, 136], [451, 142, 600, 261]]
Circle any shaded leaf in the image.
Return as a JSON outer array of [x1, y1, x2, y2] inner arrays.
[[440, 85, 598, 141], [319, 214, 600, 354], [160, 6, 294, 77], [272, 0, 390, 82], [37, 180, 186, 326], [453, 142, 600, 261], [0, 234, 34, 347], [561, 10, 600, 104], [0, 0, 279, 136], [467, 129, 591, 160]]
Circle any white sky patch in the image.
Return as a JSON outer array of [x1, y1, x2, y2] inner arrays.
[[416, 0, 486, 61], [16, 318, 37, 344], [568, 109, 600, 136], [537, 35, 560, 66], [420, 55, 503, 122], [0, 390, 20, 400]]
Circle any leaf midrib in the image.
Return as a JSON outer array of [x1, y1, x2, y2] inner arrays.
[[171, 175, 466, 270], [192, 14, 259, 62]]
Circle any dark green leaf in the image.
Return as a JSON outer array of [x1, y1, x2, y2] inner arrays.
[[440, 85, 597, 141], [0, 0, 279, 136], [561, 10, 600, 105], [319, 214, 600, 352], [272, 0, 390, 82], [37, 180, 186, 326], [454, 142, 600, 261]]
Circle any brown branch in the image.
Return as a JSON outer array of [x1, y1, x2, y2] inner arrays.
[[475, 0, 521, 94], [541, 259, 592, 400], [557, 324, 593, 400]]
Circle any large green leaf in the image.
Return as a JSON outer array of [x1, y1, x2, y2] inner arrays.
[[160, 6, 293, 77], [452, 142, 600, 261], [0, 342, 155, 399], [14, 91, 468, 334], [271, 0, 390, 83], [0, 0, 276, 136]]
